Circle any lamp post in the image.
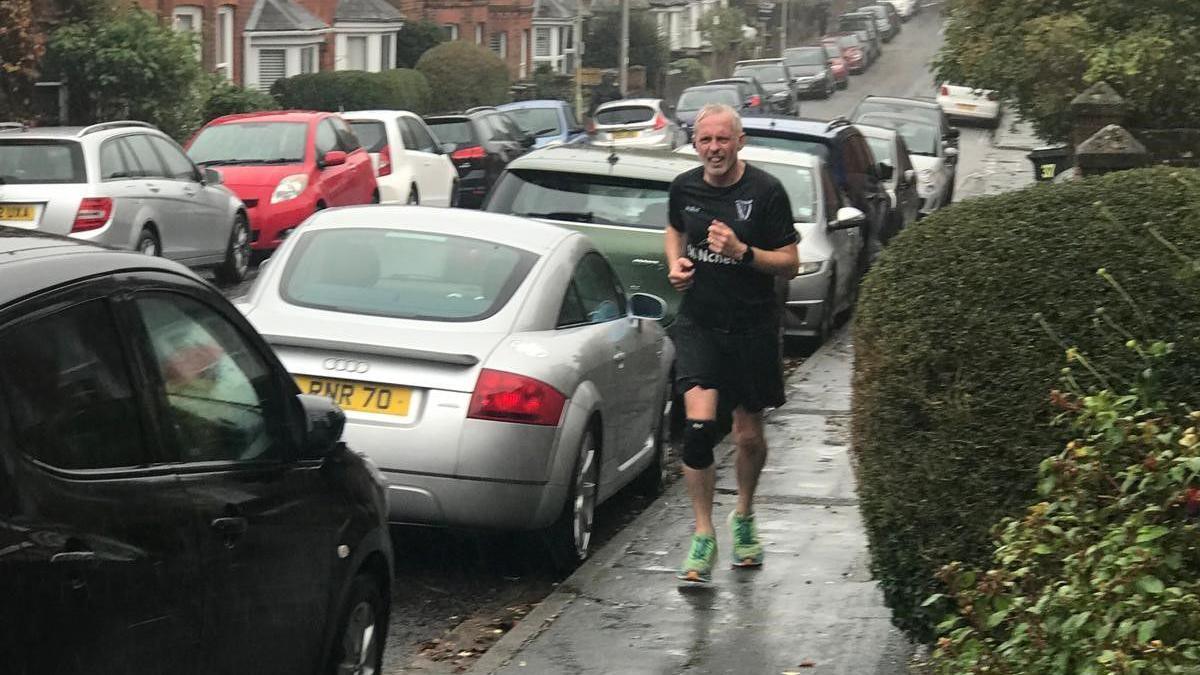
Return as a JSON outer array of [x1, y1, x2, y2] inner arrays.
[[619, 0, 629, 95], [575, 0, 593, 116]]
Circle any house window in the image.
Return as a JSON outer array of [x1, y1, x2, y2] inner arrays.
[[215, 6, 234, 78], [380, 34, 393, 69], [173, 6, 203, 59], [475, 23, 484, 44], [534, 27, 551, 58], [301, 46, 317, 73], [489, 31, 507, 59], [444, 24, 459, 41], [257, 49, 287, 91], [346, 35, 368, 70], [520, 29, 529, 78]]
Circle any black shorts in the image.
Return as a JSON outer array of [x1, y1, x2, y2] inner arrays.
[[670, 312, 787, 416]]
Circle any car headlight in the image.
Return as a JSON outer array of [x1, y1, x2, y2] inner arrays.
[[797, 260, 824, 275], [271, 173, 309, 204]]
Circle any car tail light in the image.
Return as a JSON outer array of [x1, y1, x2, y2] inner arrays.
[[451, 145, 486, 161], [940, 84, 950, 96], [468, 369, 567, 426], [71, 197, 113, 232], [748, 95, 762, 108], [653, 113, 667, 130], [378, 145, 392, 177]]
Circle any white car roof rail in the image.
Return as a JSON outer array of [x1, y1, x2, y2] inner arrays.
[[77, 121, 158, 137]]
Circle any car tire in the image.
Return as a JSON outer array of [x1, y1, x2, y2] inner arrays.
[[325, 574, 387, 675], [214, 212, 251, 286], [812, 274, 836, 347], [449, 181, 460, 208], [543, 427, 599, 572], [633, 389, 673, 497], [406, 185, 419, 205], [370, 190, 380, 204], [136, 227, 161, 257]]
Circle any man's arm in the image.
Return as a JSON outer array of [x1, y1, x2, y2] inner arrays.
[[706, 221, 799, 277], [665, 223, 687, 261]]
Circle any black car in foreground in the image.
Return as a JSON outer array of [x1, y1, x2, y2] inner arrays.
[[0, 228, 393, 675], [425, 109, 535, 208]]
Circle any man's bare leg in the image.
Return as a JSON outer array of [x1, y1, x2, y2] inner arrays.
[[732, 408, 767, 517], [683, 385, 718, 534]]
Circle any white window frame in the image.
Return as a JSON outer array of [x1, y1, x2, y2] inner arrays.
[[244, 32, 329, 91], [173, 5, 204, 60], [445, 24, 459, 41], [490, 31, 507, 59], [520, 29, 529, 78], [215, 6, 235, 79], [380, 33, 394, 69], [334, 23, 404, 72], [534, 26, 552, 59], [300, 45, 318, 73], [475, 23, 484, 45], [345, 35, 368, 70]]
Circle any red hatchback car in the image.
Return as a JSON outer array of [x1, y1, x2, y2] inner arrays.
[[187, 111, 378, 253]]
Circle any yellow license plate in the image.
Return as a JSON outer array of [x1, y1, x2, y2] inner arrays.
[[295, 375, 412, 416], [0, 204, 35, 221], [956, 103, 978, 111], [611, 130, 639, 140]]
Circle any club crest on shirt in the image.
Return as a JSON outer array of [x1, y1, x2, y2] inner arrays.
[[734, 199, 754, 221]]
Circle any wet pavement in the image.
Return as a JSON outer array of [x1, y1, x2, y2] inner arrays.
[[466, 329, 915, 675]]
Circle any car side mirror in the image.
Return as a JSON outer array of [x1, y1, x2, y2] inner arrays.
[[296, 394, 346, 460], [629, 292, 666, 321], [877, 162, 894, 180], [319, 150, 347, 168], [203, 167, 223, 186], [830, 206, 866, 230]]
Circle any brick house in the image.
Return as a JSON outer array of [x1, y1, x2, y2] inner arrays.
[[138, 0, 404, 91]]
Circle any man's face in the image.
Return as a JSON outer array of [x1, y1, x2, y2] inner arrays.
[[693, 112, 744, 180]]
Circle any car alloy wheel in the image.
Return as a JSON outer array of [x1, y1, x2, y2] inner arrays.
[[215, 214, 250, 285], [137, 228, 160, 257], [332, 576, 385, 675], [571, 431, 599, 560]]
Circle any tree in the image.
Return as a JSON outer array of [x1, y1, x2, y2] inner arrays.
[[583, 10, 669, 93], [395, 19, 445, 69], [933, 0, 1200, 142], [44, 7, 203, 138], [0, 0, 44, 121], [699, 6, 749, 76], [416, 41, 510, 113]]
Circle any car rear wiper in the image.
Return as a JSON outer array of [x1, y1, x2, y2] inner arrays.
[[518, 211, 596, 223], [196, 159, 262, 166]]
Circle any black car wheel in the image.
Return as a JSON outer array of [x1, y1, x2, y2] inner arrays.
[[214, 212, 250, 285], [136, 227, 160, 257], [327, 574, 386, 675]]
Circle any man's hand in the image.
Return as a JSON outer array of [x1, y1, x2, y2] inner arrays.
[[707, 220, 747, 261], [669, 257, 695, 291]]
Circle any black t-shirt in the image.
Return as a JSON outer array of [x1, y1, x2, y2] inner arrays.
[[668, 163, 797, 330]]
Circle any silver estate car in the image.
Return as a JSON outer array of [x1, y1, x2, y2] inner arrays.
[[0, 121, 250, 284], [677, 146, 866, 342], [237, 206, 675, 567]]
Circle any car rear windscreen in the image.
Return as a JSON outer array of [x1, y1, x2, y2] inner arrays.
[[486, 169, 675, 230], [347, 120, 387, 152], [783, 49, 826, 67], [425, 119, 477, 148], [743, 132, 830, 161], [734, 65, 787, 83], [595, 106, 655, 126], [0, 139, 86, 184], [504, 108, 564, 137], [677, 88, 740, 112], [281, 228, 536, 322], [837, 35, 862, 49]]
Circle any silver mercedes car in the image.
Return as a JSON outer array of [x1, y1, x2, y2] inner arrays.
[[237, 206, 675, 566]]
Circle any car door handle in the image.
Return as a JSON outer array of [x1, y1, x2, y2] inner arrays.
[[51, 551, 97, 564], [210, 516, 248, 537]]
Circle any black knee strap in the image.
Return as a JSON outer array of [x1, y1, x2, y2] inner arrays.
[[682, 419, 719, 469]]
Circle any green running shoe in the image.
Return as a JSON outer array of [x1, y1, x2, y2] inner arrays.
[[676, 533, 718, 583], [729, 510, 764, 568]]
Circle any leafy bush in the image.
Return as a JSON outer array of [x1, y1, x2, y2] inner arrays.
[[930, 342, 1200, 673], [44, 6, 203, 138], [201, 77, 276, 124], [396, 19, 445, 68], [851, 167, 1200, 642], [271, 69, 431, 114], [584, 10, 669, 93], [415, 41, 509, 113], [669, 58, 710, 90]]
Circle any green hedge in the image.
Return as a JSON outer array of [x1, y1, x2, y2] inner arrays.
[[415, 41, 509, 113], [271, 68, 431, 114], [202, 78, 276, 124], [851, 167, 1200, 642]]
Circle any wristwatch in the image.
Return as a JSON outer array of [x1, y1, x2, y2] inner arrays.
[[740, 245, 755, 266]]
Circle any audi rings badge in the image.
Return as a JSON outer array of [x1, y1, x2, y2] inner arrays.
[[323, 358, 370, 374]]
